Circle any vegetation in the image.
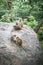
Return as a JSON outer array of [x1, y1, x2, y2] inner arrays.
[[0, 0, 43, 49]]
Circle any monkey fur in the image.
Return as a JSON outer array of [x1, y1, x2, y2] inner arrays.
[[10, 35, 16, 42], [10, 35, 22, 47], [16, 37, 22, 47], [13, 25, 21, 30], [13, 18, 23, 30]]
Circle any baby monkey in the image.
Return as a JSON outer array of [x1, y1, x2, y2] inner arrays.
[[10, 35, 16, 42], [16, 37, 22, 47], [10, 35, 22, 47], [13, 18, 23, 30]]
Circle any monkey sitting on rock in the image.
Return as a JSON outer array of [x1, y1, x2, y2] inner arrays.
[[16, 37, 22, 47], [10, 35, 22, 47], [10, 35, 16, 42], [13, 18, 23, 30]]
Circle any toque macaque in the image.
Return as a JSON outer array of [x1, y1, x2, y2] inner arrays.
[[13, 18, 23, 30], [16, 37, 22, 47], [10, 35, 16, 42], [10, 35, 22, 47]]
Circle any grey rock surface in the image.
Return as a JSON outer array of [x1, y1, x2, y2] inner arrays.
[[0, 22, 43, 65]]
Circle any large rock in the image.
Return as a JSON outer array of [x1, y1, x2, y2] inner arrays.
[[0, 22, 43, 65]]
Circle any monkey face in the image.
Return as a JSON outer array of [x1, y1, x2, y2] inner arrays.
[[10, 35, 16, 42]]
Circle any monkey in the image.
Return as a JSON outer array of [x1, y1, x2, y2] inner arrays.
[[10, 35, 16, 42], [16, 18, 23, 27], [16, 37, 22, 47], [10, 34, 22, 47], [13, 18, 23, 30], [13, 25, 21, 30], [10, 35, 22, 47]]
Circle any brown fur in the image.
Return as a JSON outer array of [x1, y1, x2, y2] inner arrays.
[[10, 35, 16, 42], [13, 18, 23, 30], [10, 35, 22, 47], [16, 37, 22, 47]]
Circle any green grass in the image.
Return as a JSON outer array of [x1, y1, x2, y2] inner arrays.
[[40, 41, 43, 49]]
